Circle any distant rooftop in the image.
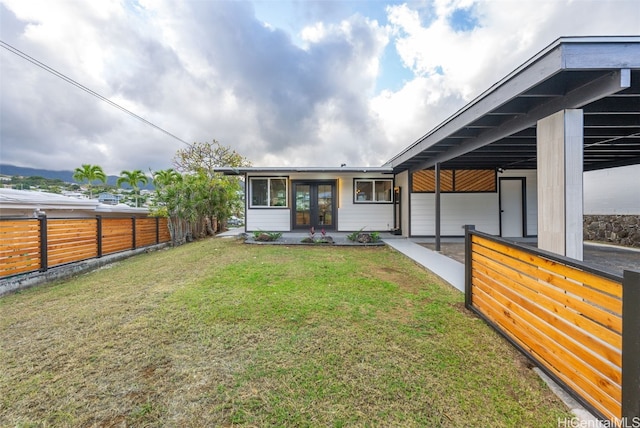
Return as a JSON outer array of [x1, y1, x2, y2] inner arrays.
[[0, 189, 148, 214]]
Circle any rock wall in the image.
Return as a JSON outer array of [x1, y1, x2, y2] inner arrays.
[[583, 215, 640, 248]]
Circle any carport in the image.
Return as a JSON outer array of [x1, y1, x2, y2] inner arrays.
[[385, 36, 640, 261]]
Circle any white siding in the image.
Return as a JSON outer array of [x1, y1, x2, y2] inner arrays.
[[409, 169, 539, 237], [410, 193, 499, 236], [584, 164, 640, 215], [246, 209, 290, 231], [244, 172, 394, 232], [337, 174, 393, 231]]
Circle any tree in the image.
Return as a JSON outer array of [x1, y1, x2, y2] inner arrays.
[[152, 168, 182, 189], [148, 141, 250, 244], [173, 140, 250, 178], [171, 140, 250, 233], [117, 169, 149, 207], [73, 164, 107, 199]]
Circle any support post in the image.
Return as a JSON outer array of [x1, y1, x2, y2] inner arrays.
[[536, 109, 584, 260], [435, 163, 441, 252], [132, 217, 137, 250], [96, 215, 103, 258], [38, 214, 48, 272], [622, 269, 640, 421], [155, 217, 160, 244], [464, 225, 475, 309]]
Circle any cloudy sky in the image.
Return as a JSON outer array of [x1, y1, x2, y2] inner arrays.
[[1, 0, 639, 176]]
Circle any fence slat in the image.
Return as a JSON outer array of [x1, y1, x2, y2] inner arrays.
[[472, 244, 622, 331], [0, 219, 41, 277], [473, 268, 622, 378], [1, 216, 170, 280], [473, 273, 622, 401], [472, 235, 622, 298], [472, 251, 622, 348], [467, 231, 625, 422], [473, 289, 620, 421]]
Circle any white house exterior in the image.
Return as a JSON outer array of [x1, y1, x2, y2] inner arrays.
[[218, 167, 397, 233], [222, 37, 640, 260]]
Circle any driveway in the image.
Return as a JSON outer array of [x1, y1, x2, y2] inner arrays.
[[418, 241, 640, 277]]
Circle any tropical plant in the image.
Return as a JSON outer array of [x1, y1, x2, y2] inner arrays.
[[347, 227, 380, 244], [347, 227, 366, 242], [116, 169, 149, 207], [252, 230, 282, 242], [146, 141, 250, 245], [172, 140, 249, 233], [152, 168, 182, 189], [72, 164, 107, 199]]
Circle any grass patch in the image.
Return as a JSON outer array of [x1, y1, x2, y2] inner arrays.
[[0, 238, 571, 426]]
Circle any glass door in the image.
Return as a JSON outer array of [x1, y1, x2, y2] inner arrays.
[[293, 181, 335, 230]]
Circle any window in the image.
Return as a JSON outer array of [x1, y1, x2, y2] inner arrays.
[[354, 179, 393, 203], [250, 178, 288, 207]]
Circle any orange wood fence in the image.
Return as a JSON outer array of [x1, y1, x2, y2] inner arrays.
[[0, 216, 170, 279], [465, 228, 639, 424]]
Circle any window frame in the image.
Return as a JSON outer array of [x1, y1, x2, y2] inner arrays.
[[353, 178, 394, 204], [249, 177, 289, 208]]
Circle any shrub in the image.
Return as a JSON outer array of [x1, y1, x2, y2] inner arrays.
[[253, 230, 282, 242], [347, 227, 381, 244]]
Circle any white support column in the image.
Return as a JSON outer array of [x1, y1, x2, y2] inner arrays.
[[537, 109, 584, 260]]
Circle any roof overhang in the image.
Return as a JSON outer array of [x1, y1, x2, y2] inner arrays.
[[384, 36, 640, 173], [216, 166, 394, 175]]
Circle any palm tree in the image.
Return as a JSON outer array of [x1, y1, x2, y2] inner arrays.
[[117, 169, 149, 207], [152, 168, 182, 189], [72, 164, 107, 199]]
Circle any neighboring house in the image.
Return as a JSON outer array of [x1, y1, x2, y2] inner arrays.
[[222, 36, 640, 262], [98, 192, 121, 205], [0, 188, 149, 218]]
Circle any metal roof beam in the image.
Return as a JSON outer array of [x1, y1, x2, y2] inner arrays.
[[410, 69, 630, 172]]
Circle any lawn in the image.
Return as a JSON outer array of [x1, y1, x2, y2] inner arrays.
[[0, 237, 571, 427]]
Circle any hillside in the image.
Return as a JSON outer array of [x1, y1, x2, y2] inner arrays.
[[0, 164, 153, 189]]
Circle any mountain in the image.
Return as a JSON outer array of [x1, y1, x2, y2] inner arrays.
[[0, 164, 154, 189]]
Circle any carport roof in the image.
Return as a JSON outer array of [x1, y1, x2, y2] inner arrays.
[[384, 36, 640, 173]]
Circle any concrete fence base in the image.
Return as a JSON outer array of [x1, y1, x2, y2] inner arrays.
[[0, 243, 171, 297]]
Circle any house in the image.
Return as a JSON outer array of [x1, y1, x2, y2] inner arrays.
[[98, 192, 121, 205], [217, 167, 397, 233], [221, 36, 640, 261], [0, 188, 149, 218]]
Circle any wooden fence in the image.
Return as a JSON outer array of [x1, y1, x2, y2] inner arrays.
[[464, 228, 639, 423], [0, 216, 171, 279]]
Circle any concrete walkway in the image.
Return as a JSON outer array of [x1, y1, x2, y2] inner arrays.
[[382, 238, 465, 292]]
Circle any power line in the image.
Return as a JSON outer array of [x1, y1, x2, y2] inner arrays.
[[0, 40, 191, 146]]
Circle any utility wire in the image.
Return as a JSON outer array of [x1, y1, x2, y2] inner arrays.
[[0, 40, 191, 146]]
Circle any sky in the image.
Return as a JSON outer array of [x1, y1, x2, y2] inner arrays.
[[0, 0, 639, 176]]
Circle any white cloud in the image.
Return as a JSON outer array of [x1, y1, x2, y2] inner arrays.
[[0, 0, 638, 175]]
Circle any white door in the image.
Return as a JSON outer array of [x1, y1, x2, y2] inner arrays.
[[500, 179, 524, 237]]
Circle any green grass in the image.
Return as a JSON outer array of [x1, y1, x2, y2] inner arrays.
[[0, 237, 571, 427]]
